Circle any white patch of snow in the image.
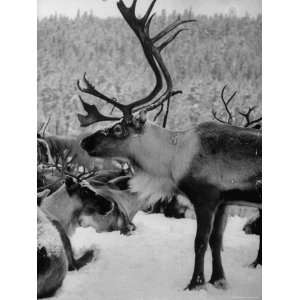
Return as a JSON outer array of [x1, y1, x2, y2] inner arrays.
[[49, 213, 261, 300]]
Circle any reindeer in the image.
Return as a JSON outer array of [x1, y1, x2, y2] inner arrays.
[[75, 0, 261, 291], [78, 176, 141, 235], [38, 176, 113, 298]]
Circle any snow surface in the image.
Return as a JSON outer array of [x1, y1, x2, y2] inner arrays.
[[52, 212, 261, 300]]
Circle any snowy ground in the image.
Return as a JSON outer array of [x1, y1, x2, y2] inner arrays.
[[53, 212, 261, 300]]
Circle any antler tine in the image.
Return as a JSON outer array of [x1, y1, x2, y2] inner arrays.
[[162, 96, 171, 128], [77, 95, 120, 127], [152, 18, 196, 44], [141, 0, 157, 24], [220, 85, 237, 125], [157, 29, 188, 52], [212, 85, 237, 125], [42, 114, 51, 138], [152, 96, 172, 128], [77, 73, 124, 111], [153, 103, 164, 122], [212, 109, 229, 125], [145, 13, 156, 35], [239, 106, 262, 128], [130, 0, 138, 11], [38, 122, 44, 135], [140, 90, 182, 113]]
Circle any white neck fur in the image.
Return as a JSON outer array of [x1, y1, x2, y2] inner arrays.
[[127, 123, 198, 206]]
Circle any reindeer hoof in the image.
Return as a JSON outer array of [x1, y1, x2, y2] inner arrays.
[[184, 281, 207, 291], [120, 228, 133, 236], [120, 222, 136, 235], [129, 222, 136, 231], [248, 260, 261, 268], [209, 278, 229, 290]]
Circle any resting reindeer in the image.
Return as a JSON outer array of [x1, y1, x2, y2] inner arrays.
[[38, 176, 113, 298], [75, 0, 261, 291], [78, 175, 140, 234]]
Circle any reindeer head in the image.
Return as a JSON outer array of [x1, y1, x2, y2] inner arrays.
[[77, 176, 137, 234], [77, 0, 194, 158], [64, 176, 114, 216]]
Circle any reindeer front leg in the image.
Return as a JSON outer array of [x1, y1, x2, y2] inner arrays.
[[184, 186, 221, 290], [185, 204, 215, 290]]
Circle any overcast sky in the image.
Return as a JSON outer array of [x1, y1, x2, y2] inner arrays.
[[38, 0, 261, 19]]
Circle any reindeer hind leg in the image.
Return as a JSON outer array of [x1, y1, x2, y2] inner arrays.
[[209, 204, 229, 289]]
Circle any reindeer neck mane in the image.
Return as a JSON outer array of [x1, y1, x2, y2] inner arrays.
[[128, 123, 178, 177], [127, 123, 199, 205]]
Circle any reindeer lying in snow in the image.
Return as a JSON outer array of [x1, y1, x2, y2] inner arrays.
[[38, 176, 113, 298], [38, 171, 145, 298], [78, 176, 142, 234]]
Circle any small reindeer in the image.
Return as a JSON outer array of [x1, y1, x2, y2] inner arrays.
[[74, 0, 261, 291]]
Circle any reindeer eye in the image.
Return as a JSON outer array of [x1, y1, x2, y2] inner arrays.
[[113, 125, 123, 137], [80, 187, 92, 198]]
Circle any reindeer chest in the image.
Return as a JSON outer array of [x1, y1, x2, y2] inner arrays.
[[129, 172, 176, 206]]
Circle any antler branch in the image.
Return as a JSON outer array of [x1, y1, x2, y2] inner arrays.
[[212, 85, 237, 125], [77, 95, 120, 127], [77, 0, 195, 126], [239, 106, 262, 128], [77, 73, 123, 110], [212, 85, 262, 128]]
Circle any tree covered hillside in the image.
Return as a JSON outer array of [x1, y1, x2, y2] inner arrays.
[[38, 10, 261, 135]]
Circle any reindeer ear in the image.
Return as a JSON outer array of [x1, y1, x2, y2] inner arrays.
[[37, 189, 50, 201], [132, 110, 147, 129]]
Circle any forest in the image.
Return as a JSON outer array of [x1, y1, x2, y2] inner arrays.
[[37, 10, 261, 135]]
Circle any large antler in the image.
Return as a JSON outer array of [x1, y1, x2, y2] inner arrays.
[[77, 0, 195, 126], [77, 95, 120, 127]]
